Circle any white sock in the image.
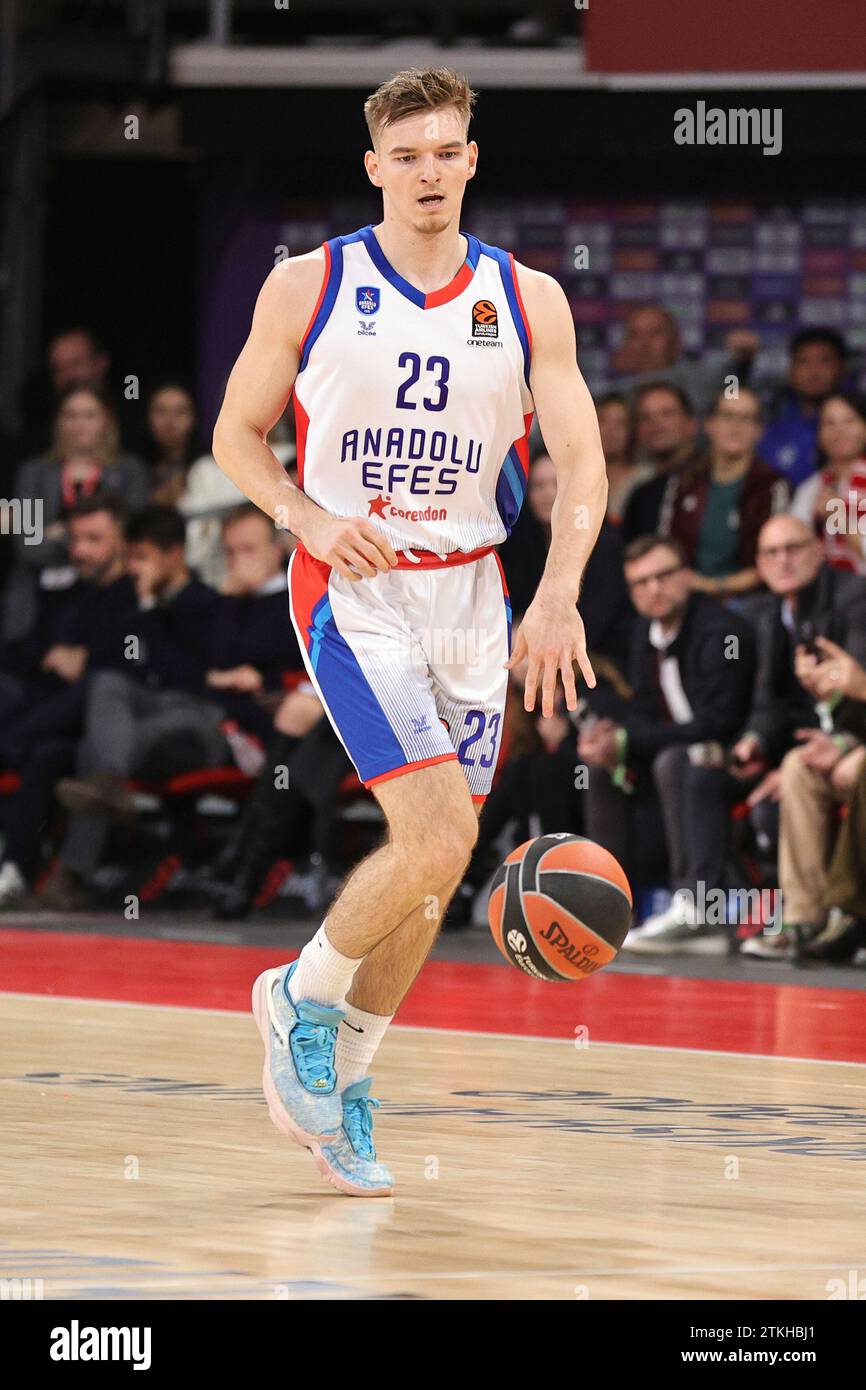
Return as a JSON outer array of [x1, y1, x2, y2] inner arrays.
[[336, 1002, 394, 1089], [288, 923, 364, 1008]]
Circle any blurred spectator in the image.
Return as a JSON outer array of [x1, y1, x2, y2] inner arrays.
[[38, 504, 304, 910], [760, 328, 848, 487], [729, 514, 866, 958], [498, 450, 633, 669], [2, 386, 148, 645], [797, 637, 866, 962], [791, 391, 866, 575], [0, 491, 135, 731], [18, 326, 151, 456], [580, 534, 756, 953], [177, 452, 255, 587], [144, 383, 203, 506], [18, 327, 112, 454], [748, 634, 865, 959], [0, 493, 137, 906], [659, 388, 790, 597], [35, 506, 222, 910], [734, 515, 866, 782], [203, 689, 344, 921], [205, 503, 303, 742], [621, 383, 702, 541], [48, 328, 111, 397], [605, 305, 758, 417], [178, 392, 297, 585], [595, 390, 652, 524]]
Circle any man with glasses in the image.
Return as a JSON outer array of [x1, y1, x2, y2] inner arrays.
[[659, 388, 790, 597], [733, 515, 866, 958], [579, 534, 756, 953]]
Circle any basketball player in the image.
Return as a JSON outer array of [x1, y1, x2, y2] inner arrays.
[[213, 68, 607, 1196]]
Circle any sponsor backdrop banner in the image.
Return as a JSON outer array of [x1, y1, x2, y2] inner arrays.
[[198, 196, 866, 431]]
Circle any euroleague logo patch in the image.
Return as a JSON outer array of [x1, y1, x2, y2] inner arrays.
[[471, 299, 499, 339]]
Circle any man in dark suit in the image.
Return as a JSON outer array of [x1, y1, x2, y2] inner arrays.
[[35, 506, 224, 910], [579, 533, 757, 953], [621, 383, 703, 542], [730, 514, 866, 959], [0, 491, 138, 906]]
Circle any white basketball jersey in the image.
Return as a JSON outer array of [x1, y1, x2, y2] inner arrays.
[[291, 223, 535, 555]]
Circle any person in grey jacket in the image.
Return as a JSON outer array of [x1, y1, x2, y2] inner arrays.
[[2, 385, 149, 645], [601, 305, 759, 418]]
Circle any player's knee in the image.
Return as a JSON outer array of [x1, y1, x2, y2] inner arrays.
[[391, 800, 476, 881], [424, 807, 478, 883]]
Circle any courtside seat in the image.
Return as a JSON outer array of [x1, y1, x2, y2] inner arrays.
[[160, 767, 253, 798], [336, 769, 365, 800]]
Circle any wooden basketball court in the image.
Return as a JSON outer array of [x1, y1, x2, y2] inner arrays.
[[2, 926, 865, 1300]]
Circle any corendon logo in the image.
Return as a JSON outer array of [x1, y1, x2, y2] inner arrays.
[[367, 494, 447, 523]]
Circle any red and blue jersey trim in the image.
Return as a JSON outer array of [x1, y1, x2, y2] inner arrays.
[[493, 551, 513, 657], [297, 228, 368, 374], [494, 412, 534, 537], [288, 548, 408, 783], [359, 223, 481, 310], [293, 394, 310, 491], [476, 241, 532, 388]]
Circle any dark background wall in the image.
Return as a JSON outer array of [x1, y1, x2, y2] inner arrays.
[[34, 81, 866, 434]]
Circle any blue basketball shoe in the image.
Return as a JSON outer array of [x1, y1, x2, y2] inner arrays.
[[251, 960, 343, 1146], [310, 1078, 394, 1197]]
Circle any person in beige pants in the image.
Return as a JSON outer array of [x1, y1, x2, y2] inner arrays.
[[778, 732, 865, 929]]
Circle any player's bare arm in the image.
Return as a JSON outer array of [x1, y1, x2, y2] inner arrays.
[[212, 252, 398, 581], [505, 265, 609, 715]]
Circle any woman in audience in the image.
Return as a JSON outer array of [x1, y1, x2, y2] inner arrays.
[[596, 391, 651, 524], [791, 390, 866, 575], [2, 385, 148, 645], [144, 382, 202, 506]]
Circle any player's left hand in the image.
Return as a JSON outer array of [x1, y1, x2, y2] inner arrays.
[[505, 589, 595, 715]]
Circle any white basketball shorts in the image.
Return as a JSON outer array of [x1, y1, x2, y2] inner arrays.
[[287, 543, 512, 801]]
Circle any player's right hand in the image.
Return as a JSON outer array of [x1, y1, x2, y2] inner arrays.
[[304, 513, 399, 580]]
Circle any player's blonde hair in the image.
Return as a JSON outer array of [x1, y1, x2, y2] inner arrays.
[[364, 67, 477, 148]]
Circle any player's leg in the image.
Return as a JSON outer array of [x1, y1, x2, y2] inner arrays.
[[315, 559, 508, 1196], [304, 760, 479, 1196], [289, 756, 477, 1024], [252, 550, 464, 1166], [335, 552, 507, 1032], [343, 797, 484, 1018], [314, 757, 478, 954]]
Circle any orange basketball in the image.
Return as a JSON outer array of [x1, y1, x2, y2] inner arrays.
[[487, 833, 632, 982]]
